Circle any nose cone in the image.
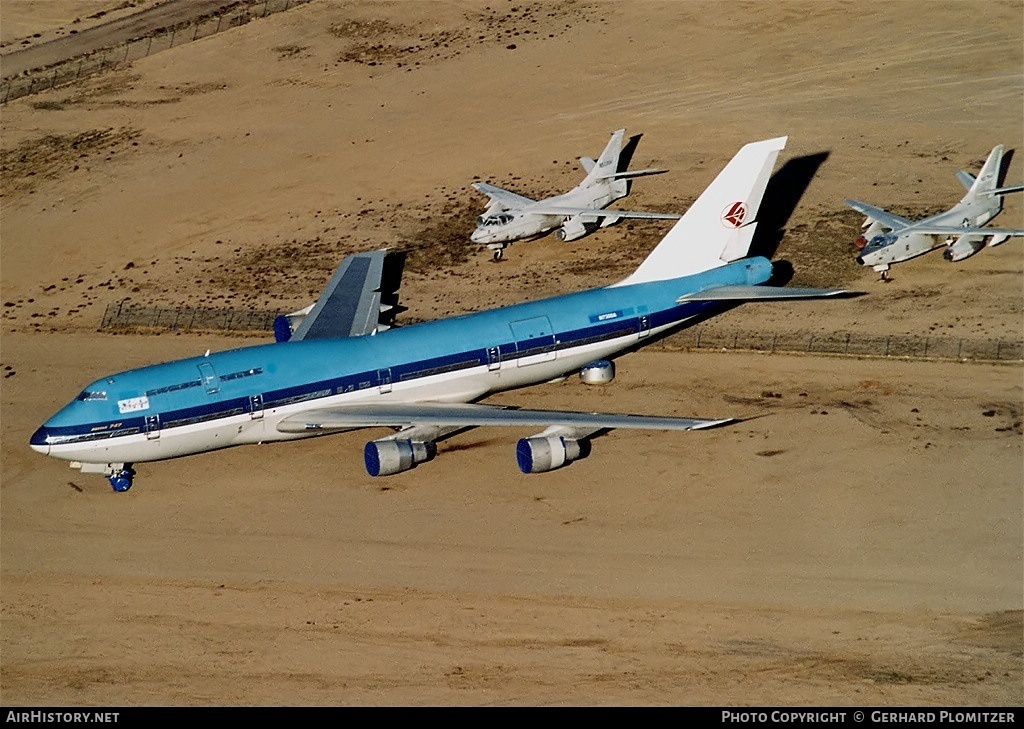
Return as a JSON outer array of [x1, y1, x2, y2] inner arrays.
[[855, 255, 865, 265], [470, 227, 487, 243], [30, 425, 51, 455]]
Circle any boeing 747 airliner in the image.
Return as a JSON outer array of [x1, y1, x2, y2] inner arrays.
[[31, 136, 848, 491]]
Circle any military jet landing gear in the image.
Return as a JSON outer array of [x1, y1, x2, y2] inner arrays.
[[491, 248, 504, 262], [107, 465, 136, 492]]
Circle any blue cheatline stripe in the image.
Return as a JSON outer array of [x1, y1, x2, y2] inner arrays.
[[38, 298, 727, 444]]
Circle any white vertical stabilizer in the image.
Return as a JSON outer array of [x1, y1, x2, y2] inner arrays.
[[612, 136, 786, 287], [961, 144, 1003, 203]]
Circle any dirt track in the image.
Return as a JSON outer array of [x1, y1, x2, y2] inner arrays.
[[1, 0, 1021, 706]]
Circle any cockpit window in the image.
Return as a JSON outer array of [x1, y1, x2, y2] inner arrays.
[[476, 214, 514, 227], [76, 390, 108, 401]]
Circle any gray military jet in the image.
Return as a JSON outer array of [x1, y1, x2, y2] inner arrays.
[[847, 145, 1024, 279], [470, 129, 680, 260]]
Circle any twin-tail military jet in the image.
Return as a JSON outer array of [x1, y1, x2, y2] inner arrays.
[[847, 144, 1024, 279], [32, 136, 850, 492], [470, 128, 681, 260]]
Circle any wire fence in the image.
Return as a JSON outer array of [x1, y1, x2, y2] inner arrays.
[[2, 0, 312, 104], [100, 302, 281, 333], [100, 301, 1023, 362], [661, 326, 1022, 363]]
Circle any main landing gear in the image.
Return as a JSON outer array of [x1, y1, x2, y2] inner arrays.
[[108, 465, 136, 492]]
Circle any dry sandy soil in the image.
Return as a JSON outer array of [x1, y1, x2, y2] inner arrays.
[[1, 0, 1021, 706]]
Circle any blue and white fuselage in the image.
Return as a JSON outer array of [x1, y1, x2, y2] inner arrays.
[[31, 136, 851, 489], [31, 259, 770, 465]]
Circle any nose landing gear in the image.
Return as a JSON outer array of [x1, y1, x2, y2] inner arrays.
[[108, 465, 136, 492]]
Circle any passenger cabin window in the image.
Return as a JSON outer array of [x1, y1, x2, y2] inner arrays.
[[76, 390, 107, 401]]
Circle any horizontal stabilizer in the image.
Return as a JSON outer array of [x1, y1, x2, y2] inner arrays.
[[956, 170, 977, 191], [984, 184, 1024, 196], [276, 401, 730, 433], [677, 285, 852, 302], [593, 167, 668, 181]]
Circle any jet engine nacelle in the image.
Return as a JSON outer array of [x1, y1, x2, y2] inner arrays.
[[364, 438, 436, 476], [557, 215, 599, 242], [580, 359, 615, 385], [516, 436, 582, 474], [943, 235, 985, 262]]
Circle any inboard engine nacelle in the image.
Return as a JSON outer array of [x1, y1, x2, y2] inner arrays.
[[365, 438, 436, 476], [516, 435, 583, 473], [557, 215, 599, 242], [943, 235, 985, 262]]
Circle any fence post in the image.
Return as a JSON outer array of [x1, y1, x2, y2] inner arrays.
[[957, 339, 963, 359], [844, 332, 850, 354], [770, 332, 776, 353], [695, 330, 701, 348], [995, 340, 1001, 360], [922, 337, 928, 358], [807, 334, 813, 352]]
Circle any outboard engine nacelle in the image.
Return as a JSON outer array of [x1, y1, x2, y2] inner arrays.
[[557, 215, 598, 242], [516, 436, 582, 474], [365, 439, 436, 476], [580, 359, 615, 385], [943, 236, 985, 262]]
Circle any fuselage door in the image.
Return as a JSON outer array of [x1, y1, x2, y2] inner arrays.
[[249, 393, 264, 419], [144, 414, 161, 440], [377, 368, 393, 394], [486, 346, 501, 371], [509, 316, 557, 367], [198, 362, 220, 395]]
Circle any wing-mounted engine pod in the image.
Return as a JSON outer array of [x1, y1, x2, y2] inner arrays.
[[943, 236, 985, 262], [557, 215, 599, 242], [580, 359, 615, 385], [365, 439, 436, 476], [516, 436, 582, 474]]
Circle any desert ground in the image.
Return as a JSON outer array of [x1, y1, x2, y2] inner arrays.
[[1, 0, 1021, 706]]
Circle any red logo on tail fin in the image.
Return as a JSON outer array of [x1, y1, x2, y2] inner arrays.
[[721, 201, 747, 228]]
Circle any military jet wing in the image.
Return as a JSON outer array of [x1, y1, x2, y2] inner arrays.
[[275, 401, 730, 433], [516, 205, 682, 220], [472, 182, 537, 209], [843, 199, 913, 230]]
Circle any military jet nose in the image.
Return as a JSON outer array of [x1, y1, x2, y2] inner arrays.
[[855, 255, 865, 265], [30, 425, 51, 455], [470, 228, 488, 243]]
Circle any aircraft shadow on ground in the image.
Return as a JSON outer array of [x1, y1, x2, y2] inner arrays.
[[999, 148, 1015, 185], [749, 151, 830, 262]]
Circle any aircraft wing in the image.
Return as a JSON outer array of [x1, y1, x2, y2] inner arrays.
[[881, 225, 1024, 237], [677, 285, 852, 302], [843, 199, 913, 230], [472, 182, 536, 209], [288, 250, 394, 341], [521, 205, 681, 220], [275, 401, 730, 433]]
